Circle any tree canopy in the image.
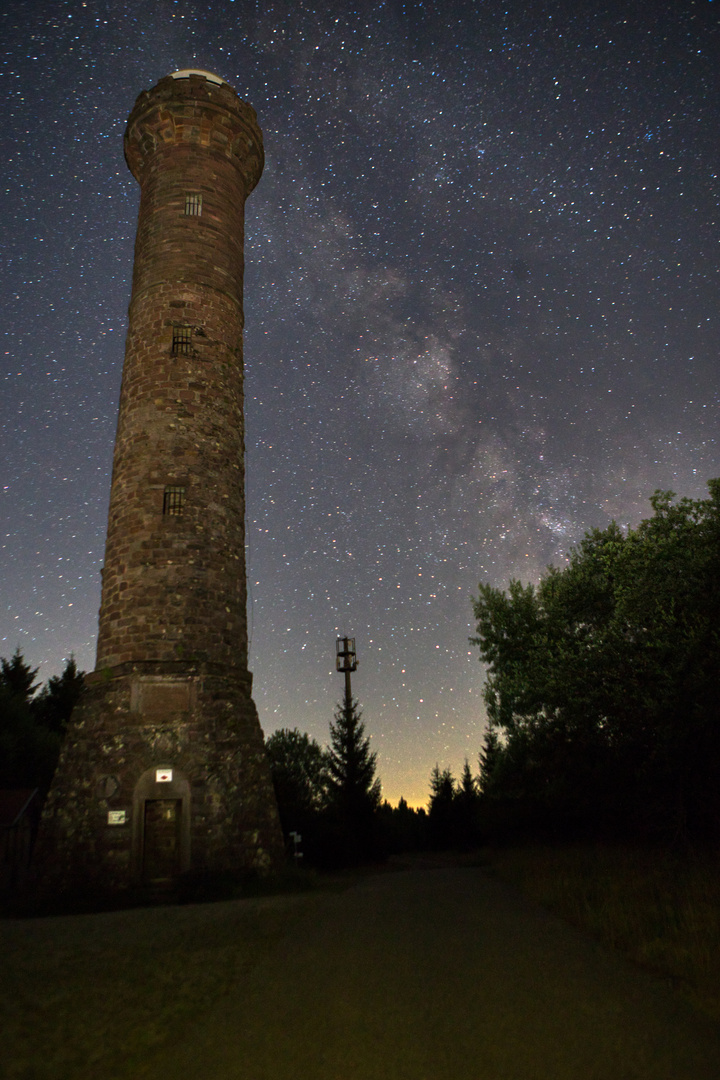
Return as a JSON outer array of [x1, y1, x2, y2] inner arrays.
[[471, 482, 720, 841], [0, 652, 84, 791], [265, 727, 328, 835]]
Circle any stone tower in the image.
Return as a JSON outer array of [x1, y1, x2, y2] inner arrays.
[[35, 70, 283, 897]]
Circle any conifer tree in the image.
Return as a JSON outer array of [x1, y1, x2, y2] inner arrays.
[[478, 728, 502, 793], [428, 764, 456, 848], [0, 649, 40, 703], [0, 650, 64, 790], [32, 656, 85, 736], [325, 696, 381, 863], [455, 758, 481, 848]]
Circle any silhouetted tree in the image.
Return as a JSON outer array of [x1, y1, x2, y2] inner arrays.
[[455, 758, 481, 848], [428, 764, 456, 848], [324, 697, 381, 864], [478, 729, 502, 794], [1, 650, 40, 703], [376, 797, 429, 854], [32, 656, 84, 737], [458, 759, 477, 801], [265, 727, 328, 843], [471, 480, 720, 842], [0, 651, 78, 791]]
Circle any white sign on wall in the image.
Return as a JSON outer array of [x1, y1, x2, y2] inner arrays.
[[156, 768, 173, 783], [107, 810, 127, 825]]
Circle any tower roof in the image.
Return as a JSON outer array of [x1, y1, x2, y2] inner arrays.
[[169, 69, 227, 86]]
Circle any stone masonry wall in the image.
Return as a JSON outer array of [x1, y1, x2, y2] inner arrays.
[[33, 73, 284, 898], [36, 666, 283, 895], [96, 74, 262, 671]]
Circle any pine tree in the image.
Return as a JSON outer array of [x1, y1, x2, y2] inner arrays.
[[459, 758, 478, 801], [0, 649, 40, 703], [478, 728, 503, 794], [325, 696, 381, 863], [428, 764, 456, 848], [455, 758, 481, 848], [0, 651, 61, 790], [32, 655, 85, 736]]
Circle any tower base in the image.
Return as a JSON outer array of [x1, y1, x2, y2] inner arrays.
[[33, 662, 284, 903]]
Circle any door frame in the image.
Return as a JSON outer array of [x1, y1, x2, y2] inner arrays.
[[132, 766, 191, 882]]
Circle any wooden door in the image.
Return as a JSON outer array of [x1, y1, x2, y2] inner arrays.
[[142, 799, 181, 882]]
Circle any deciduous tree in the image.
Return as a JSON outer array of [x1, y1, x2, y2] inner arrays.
[[471, 481, 720, 841], [265, 727, 328, 838]]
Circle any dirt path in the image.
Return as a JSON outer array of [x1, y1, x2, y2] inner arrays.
[[132, 866, 720, 1080]]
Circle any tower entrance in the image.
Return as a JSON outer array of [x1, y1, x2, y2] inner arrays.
[[132, 766, 191, 883], [142, 799, 182, 882]]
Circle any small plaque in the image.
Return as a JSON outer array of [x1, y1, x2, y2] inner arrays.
[[131, 680, 193, 717], [107, 810, 127, 826], [156, 768, 173, 783]]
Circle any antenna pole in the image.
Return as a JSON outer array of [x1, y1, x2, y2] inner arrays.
[[335, 636, 358, 709]]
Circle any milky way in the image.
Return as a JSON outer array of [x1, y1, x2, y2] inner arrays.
[[2, 0, 719, 803]]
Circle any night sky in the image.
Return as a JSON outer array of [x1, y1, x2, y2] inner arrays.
[[2, 1, 719, 805]]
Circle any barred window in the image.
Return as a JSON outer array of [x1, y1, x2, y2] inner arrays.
[[163, 486, 185, 516], [185, 193, 202, 216], [172, 326, 192, 356]]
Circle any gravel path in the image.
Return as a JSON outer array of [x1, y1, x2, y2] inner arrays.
[[134, 866, 720, 1080]]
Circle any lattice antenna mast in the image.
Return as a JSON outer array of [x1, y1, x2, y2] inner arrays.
[[335, 636, 358, 709]]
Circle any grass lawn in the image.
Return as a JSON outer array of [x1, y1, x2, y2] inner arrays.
[[485, 843, 720, 1022], [1, 881, 325, 1080]]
